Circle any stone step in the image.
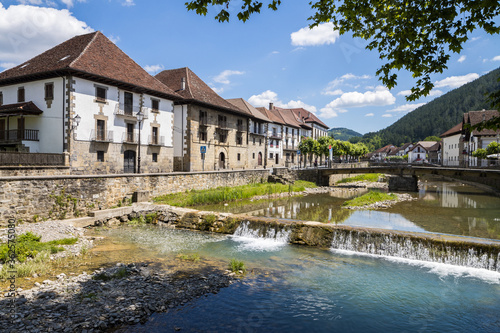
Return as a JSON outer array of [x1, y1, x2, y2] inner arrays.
[[57, 216, 95, 228], [88, 206, 134, 220]]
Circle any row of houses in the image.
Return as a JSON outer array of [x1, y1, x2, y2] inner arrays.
[[370, 109, 499, 167], [0, 32, 329, 174]]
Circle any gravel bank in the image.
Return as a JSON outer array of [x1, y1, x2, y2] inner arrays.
[[1, 262, 237, 332]]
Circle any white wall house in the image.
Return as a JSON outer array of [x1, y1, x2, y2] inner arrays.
[[268, 122, 283, 167], [440, 123, 462, 166], [0, 31, 181, 174]]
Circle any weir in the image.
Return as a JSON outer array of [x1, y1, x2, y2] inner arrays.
[[231, 217, 500, 273]]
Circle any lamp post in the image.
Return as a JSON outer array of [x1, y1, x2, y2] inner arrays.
[[136, 110, 143, 174]]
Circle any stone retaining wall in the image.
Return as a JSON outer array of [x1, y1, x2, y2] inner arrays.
[[0, 169, 269, 225]]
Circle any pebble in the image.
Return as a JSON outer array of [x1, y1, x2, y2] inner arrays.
[[0, 263, 236, 332]]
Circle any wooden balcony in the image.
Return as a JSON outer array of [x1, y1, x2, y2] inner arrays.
[[0, 129, 39, 144]]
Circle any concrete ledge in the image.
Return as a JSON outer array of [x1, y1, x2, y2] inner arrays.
[[88, 207, 134, 220], [58, 217, 95, 228]]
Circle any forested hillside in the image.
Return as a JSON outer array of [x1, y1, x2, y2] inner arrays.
[[361, 67, 500, 149], [328, 127, 363, 141]]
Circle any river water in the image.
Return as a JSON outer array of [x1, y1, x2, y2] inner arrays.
[[98, 178, 500, 332]]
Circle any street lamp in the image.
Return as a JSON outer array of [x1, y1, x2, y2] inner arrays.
[[136, 110, 144, 174], [71, 114, 81, 130]]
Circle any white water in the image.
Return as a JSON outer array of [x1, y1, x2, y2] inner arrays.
[[331, 230, 500, 273], [232, 220, 291, 252]]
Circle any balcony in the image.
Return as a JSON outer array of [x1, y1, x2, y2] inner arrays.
[[237, 123, 245, 132], [148, 135, 165, 146], [250, 129, 265, 136], [114, 104, 149, 119], [0, 129, 39, 144], [122, 132, 138, 144], [90, 130, 113, 142], [199, 117, 209, 127], [217, 121, 228, 130], [270, 133, 282, 140]]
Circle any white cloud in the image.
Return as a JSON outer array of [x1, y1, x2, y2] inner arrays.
[[248, 90, 317, 113], [434, 73, 479, 89], [382, 114, 393, 117], [365, 113, 374, 117], [397, 89, 412, 96], [387, 103, 426, 113], [398, 88, 442, 98], [271, 51, 279, 55], [144, 64, 164, 74], [492, 55, 500, 61], [324, 86, 396, 109], [213, 69, 245, 85], [122, 0, 134, 6], [108, 34, 120, 44], [0, 4, 93, 65], [291, 22, 339, 46], [322, 73, 371, 95], [458, 55, 466, 63]]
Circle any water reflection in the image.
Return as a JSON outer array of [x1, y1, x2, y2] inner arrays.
[[201, 179, 500, 240]]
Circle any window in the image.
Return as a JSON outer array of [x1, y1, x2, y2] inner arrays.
[[152, 127, 159, 144], [199, 129, 207, 141], [218, 115, 227, 128], [253, 153, 255, 159], [97, 119, 105, 141], [219, 131, 227, 143], [199, 110, 208, 125], [45, 83, 54, 100], [124, 92, 133, 115], [151, 99, 159, 112], [259, 138, 262, 146], [152, 153, 158, 162], [126, 123, 134, 142], [95, 86, 106, 102], [276, 141, 279, 148], [236, 134, 243, 145], [270, 153, 273, 159], [0, 92, 3, 106], [97, 151, 105, 162], [18, 87, 25, 103], [237, 119, 243, 131], [237, 153, 241, 161], [253, 137, 255, 145]]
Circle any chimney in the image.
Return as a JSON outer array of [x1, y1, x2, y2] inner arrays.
[[181, 77, 186, 91], [269, 102, 274, 110]]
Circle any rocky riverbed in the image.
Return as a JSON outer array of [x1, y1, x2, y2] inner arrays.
[[0, 262, 236, 332]]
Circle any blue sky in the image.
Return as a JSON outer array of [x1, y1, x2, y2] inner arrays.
[[1, 1, 499, 134]]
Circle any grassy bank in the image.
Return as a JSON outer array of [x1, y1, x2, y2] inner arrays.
[[343, 191, 397, 207], [336, 173, 383, 184], [0, 232, 78, 279], [153, 181, 317, 207]]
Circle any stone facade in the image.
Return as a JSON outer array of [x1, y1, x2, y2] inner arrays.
[[0, 169, 269, 225], [180, 104, 250, 172]]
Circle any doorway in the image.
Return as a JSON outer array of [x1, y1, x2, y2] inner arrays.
[[219, 152, 226, 169], [124, 150, 136, 173]]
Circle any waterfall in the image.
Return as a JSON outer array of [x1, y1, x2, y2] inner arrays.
[[232, 220, 291, 251], [330, 229, 500, 272]]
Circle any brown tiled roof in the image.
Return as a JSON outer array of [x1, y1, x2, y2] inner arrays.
[[463, 110, 500, 136], [409, 141, 438, 152], [0, 32, 181, 100], [289, 108, 329, 129], [440, 123, 462, 138], [0, 102, 43, 116], [399, 143, 413, 151], [273, 108, 302, 128], [428, 142, 441, 152], [226, 98, 270, 122], [155, 68, 250, 116], [374, 144, 395, 154], [255, 107, 285, 124]]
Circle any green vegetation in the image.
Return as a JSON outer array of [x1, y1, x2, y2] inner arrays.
[[299, 136, 370, 167], [0, 251, 51, 279], [343, 192, 397, 207], [176, 253, 201, 262], [228, 259, 246, 273], [153, 181, 317, 207], [328, 127, 363, 141], [360, 68, 500, 149], [336, 174, 382, 184], [0, 232, 78, 263], [128, 215, 146, 225]]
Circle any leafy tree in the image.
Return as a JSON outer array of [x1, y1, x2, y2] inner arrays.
[[423, 136, 441, 142], [185, 0, 500, 117], [472, 148, 488, 159], [298, 137, 317, 167], [486, 142, 500, 155]]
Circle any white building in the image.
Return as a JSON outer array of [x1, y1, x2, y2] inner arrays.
[[0, 31, 181, 173], [440, 123, 462, 166]]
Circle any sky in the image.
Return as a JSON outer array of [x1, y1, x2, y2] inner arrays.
[[1, 1, 499, 135]]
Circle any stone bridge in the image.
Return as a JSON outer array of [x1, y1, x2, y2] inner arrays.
[[274, 163, 500, 192]]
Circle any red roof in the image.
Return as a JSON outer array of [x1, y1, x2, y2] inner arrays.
[[289, 108, 329, 129], [463, 110, 500, 136], [0, 102, 43, 116], [155, 67, 249, 116], [440, 123, 462, 138], [0, 32, 181, 101], [255, 107, 286, 124]]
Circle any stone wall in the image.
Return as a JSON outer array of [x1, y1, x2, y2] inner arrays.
[[0, 169, 269, 225]]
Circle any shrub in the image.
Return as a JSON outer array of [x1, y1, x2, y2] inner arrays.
[[228, 259, 246, 273]]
